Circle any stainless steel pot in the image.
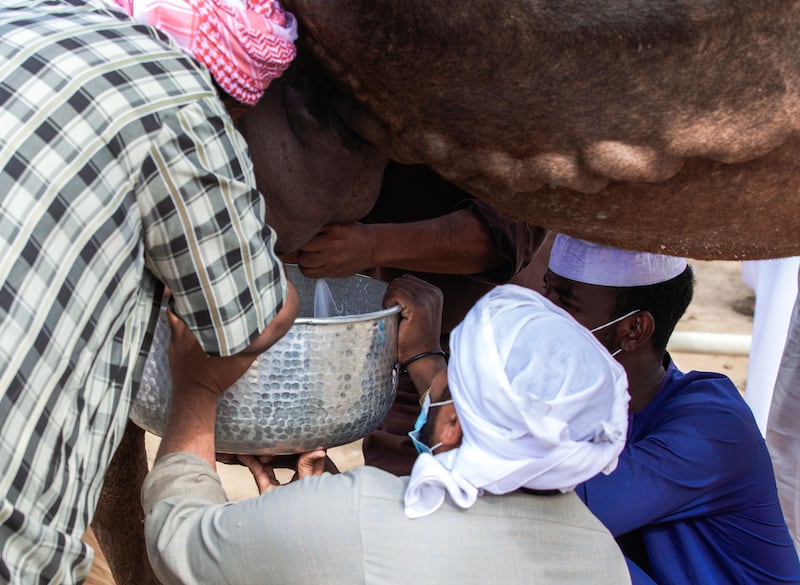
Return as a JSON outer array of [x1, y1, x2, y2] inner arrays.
[[130, 266, 400, 454]]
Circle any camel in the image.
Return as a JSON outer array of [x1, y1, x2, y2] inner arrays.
[[90, 1, 800, 582]]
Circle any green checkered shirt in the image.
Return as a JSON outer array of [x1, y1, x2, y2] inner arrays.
[[0, 1, 286, 582]]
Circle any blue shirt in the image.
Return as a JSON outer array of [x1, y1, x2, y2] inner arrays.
[[577, 358, 800, 584]]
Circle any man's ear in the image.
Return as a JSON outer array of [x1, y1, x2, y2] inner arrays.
[[439, 411, 462, 449], [618, 311, 655, 351]]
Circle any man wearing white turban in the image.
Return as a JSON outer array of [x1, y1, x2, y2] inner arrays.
[[543, 234, 800, 585], [140, 276, 632, 585], [403, 280, 630, 518]]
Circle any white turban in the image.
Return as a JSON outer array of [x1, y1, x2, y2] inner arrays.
[[404, 284, 629, 518], [549, 234, 687, 286]]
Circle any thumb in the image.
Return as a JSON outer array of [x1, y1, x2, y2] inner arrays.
[[239, 455, 280, 494], [292, 448, 328, 481]]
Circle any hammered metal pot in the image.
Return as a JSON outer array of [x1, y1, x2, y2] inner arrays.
[[130, 266, 401, 454]]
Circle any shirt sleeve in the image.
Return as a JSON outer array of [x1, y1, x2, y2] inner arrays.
[[138, 97, 285, 356], [142, 452, 364, 585], [457, 199, 546, 284], [577, 393, 766, 536]]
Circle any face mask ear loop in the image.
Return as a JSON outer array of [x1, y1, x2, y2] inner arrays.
[[591, 309, 640, 358], [590, 309, 641, 333]]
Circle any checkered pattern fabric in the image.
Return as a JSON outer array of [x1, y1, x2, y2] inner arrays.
[[0, 1, 285, 582]]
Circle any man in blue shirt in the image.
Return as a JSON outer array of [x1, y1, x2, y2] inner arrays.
[[543, 234, 800, 585]]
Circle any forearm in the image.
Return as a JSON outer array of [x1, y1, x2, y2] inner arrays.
[[142, 453, 230, 585], [369, 209, 501, 275], [143, 457, 364, 585], [155, 386, 219, 467]]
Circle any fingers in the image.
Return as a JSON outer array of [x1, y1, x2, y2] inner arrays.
[[296, 228, 338, 277], [297, 231, 330, 257], [216, 452, 243, 466], [384, 274, 439, 301], [295, 252, 325, 277], [298, 224, 352, 256], [166, 309, 196, 349], [293, 448, 328, 481], [235, 449, 329, 494], [296, 223, 370, 279], [238, 455, 281, 494], [383, 275, 444, 316], [383, 274, 416, 310], [383, 276, 444, 364]]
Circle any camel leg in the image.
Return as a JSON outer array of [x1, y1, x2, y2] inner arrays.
[[91, 421, 160, 585]]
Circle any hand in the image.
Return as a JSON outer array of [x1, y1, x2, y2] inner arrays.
[[238, 449, 328, 494], [167, 310, 259, 398], [166, 279, 299, 396], [296, 223, 377, 278], [383, 274, 444, 364], [156, 281, 299, 465]]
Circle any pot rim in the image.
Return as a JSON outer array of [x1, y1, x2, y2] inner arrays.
[[293, 302, 401, 325], [157, 302, 401, 324]]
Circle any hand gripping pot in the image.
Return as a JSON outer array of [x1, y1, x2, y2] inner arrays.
[[129, 266, 401, 454]]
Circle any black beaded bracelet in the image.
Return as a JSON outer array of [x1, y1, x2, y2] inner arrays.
[[398, 350, 448, 374]]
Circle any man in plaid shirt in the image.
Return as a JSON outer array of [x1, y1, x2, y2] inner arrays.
[[0, 1, 299, 582]]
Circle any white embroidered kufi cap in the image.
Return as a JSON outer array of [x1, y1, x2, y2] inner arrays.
[[549, 234, 687, 286], [404, 284, 630, 518]]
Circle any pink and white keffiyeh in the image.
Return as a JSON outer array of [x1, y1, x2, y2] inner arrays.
[[110, 0, 297, 105]]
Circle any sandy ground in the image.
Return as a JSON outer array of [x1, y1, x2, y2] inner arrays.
[[670, 260, 754, 391], [84, 259, 757, 583]]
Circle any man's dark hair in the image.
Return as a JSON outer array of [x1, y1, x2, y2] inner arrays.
[[611, 265, 695, 355]]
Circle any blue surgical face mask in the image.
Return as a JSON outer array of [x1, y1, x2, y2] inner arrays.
[[590, 309, 640, 357], [408, 393, 454, 455]]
